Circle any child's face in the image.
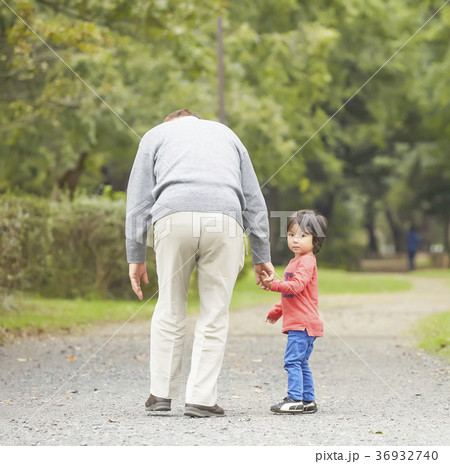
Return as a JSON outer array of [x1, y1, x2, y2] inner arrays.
[[287, 224, 314, 257]]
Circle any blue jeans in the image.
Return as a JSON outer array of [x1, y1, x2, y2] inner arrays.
[[284, 330, 316, 401]]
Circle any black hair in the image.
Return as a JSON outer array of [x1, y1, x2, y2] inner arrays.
[[287, 209, 328, 254]]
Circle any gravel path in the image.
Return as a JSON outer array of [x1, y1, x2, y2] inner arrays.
[[1, 275, 449, 446]]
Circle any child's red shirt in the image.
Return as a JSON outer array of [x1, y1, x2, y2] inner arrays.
[[267, 253, 323, 337]]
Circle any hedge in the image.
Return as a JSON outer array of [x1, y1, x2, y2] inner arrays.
[[0, 195, 157, 299]]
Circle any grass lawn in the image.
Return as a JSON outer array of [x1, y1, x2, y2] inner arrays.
[[314, 268, 412, 294], [0, 297, 151, 333], [0, 268, 412, 338], [409, 268, 450, 283], [412, 311, 450, 362]]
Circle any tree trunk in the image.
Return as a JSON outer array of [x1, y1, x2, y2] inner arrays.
[[364, 199, 379, 256], [216, 15, 226, 124], [385, 208, 404, 253], [51, 151, 88, 202], [264, 185, 283, 265], [444, 213, 450, 255]]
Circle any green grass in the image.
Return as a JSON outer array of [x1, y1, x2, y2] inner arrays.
[[0, 268, 412, 338], [316, 268, 412, 294], [412, 311, 450, 362], [410, 268, 450, 279], [0, 297, 153, 332]]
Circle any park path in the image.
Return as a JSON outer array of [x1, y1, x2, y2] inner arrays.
[[0, 275, 449, 446]]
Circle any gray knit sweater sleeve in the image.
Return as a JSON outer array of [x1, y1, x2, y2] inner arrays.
[[239, 149, 271, 264], [125, 141, 156, 263]]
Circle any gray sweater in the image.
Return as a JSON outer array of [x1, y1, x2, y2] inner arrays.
[[125, 116, 270, 264]]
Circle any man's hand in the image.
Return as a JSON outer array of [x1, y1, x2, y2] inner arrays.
[[254, 262, 275, 287], [129, 263, 149, 300]]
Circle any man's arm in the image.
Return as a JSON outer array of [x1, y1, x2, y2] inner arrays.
[[125, 140, 156, 264], [239, 149, 271, 265], [126, 138, 157, 299]]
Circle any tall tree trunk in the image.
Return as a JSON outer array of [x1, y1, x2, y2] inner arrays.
[[216, 15, 225, 124], [364, 199, 378, 256], [444, 212, 450, 255], [385, 208, 404, 253], [51, 151, 88, 202], [264, 185, 282, 265]]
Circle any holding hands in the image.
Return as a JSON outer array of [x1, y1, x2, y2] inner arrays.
[[260, 270, 273, 290], [254, 262, 275, 288]]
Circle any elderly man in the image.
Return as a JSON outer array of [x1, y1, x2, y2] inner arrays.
[[126, 109, 274, 417]]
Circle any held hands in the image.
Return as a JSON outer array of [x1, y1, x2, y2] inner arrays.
[[255, 262, 275, 288], [128, 263, 149, 300], [260, 270, 273, 290]]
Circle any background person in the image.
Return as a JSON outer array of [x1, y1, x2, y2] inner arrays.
[[406, 225, 421, 271]]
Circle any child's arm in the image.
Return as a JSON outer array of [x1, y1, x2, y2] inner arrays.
[[265, 301, 282, 324], [270, 256, 315, 295]]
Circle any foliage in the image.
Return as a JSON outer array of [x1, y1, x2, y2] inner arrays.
[[1, 0, 449, 268], [0, 195, 51, 292], [0, 194, 157, 298]]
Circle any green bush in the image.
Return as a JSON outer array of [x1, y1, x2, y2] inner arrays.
[[0, 194, 157, 299], [0, 196, 52, 292]]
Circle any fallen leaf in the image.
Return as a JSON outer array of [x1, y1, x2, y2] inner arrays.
[[68, 356, 75, 361]]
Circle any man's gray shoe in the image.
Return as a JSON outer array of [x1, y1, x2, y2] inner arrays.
[[184, 403, 225, 417], [145, 394, 171, 412]]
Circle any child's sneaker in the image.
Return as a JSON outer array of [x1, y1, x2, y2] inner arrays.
[[302, 400, 317, 414], [270, 397, 304, 414]]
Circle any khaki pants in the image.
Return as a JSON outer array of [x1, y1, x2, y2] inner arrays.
[[150, 212, 245, 406]]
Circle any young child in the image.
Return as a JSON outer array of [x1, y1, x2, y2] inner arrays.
[[261, 209, 327, 414]]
